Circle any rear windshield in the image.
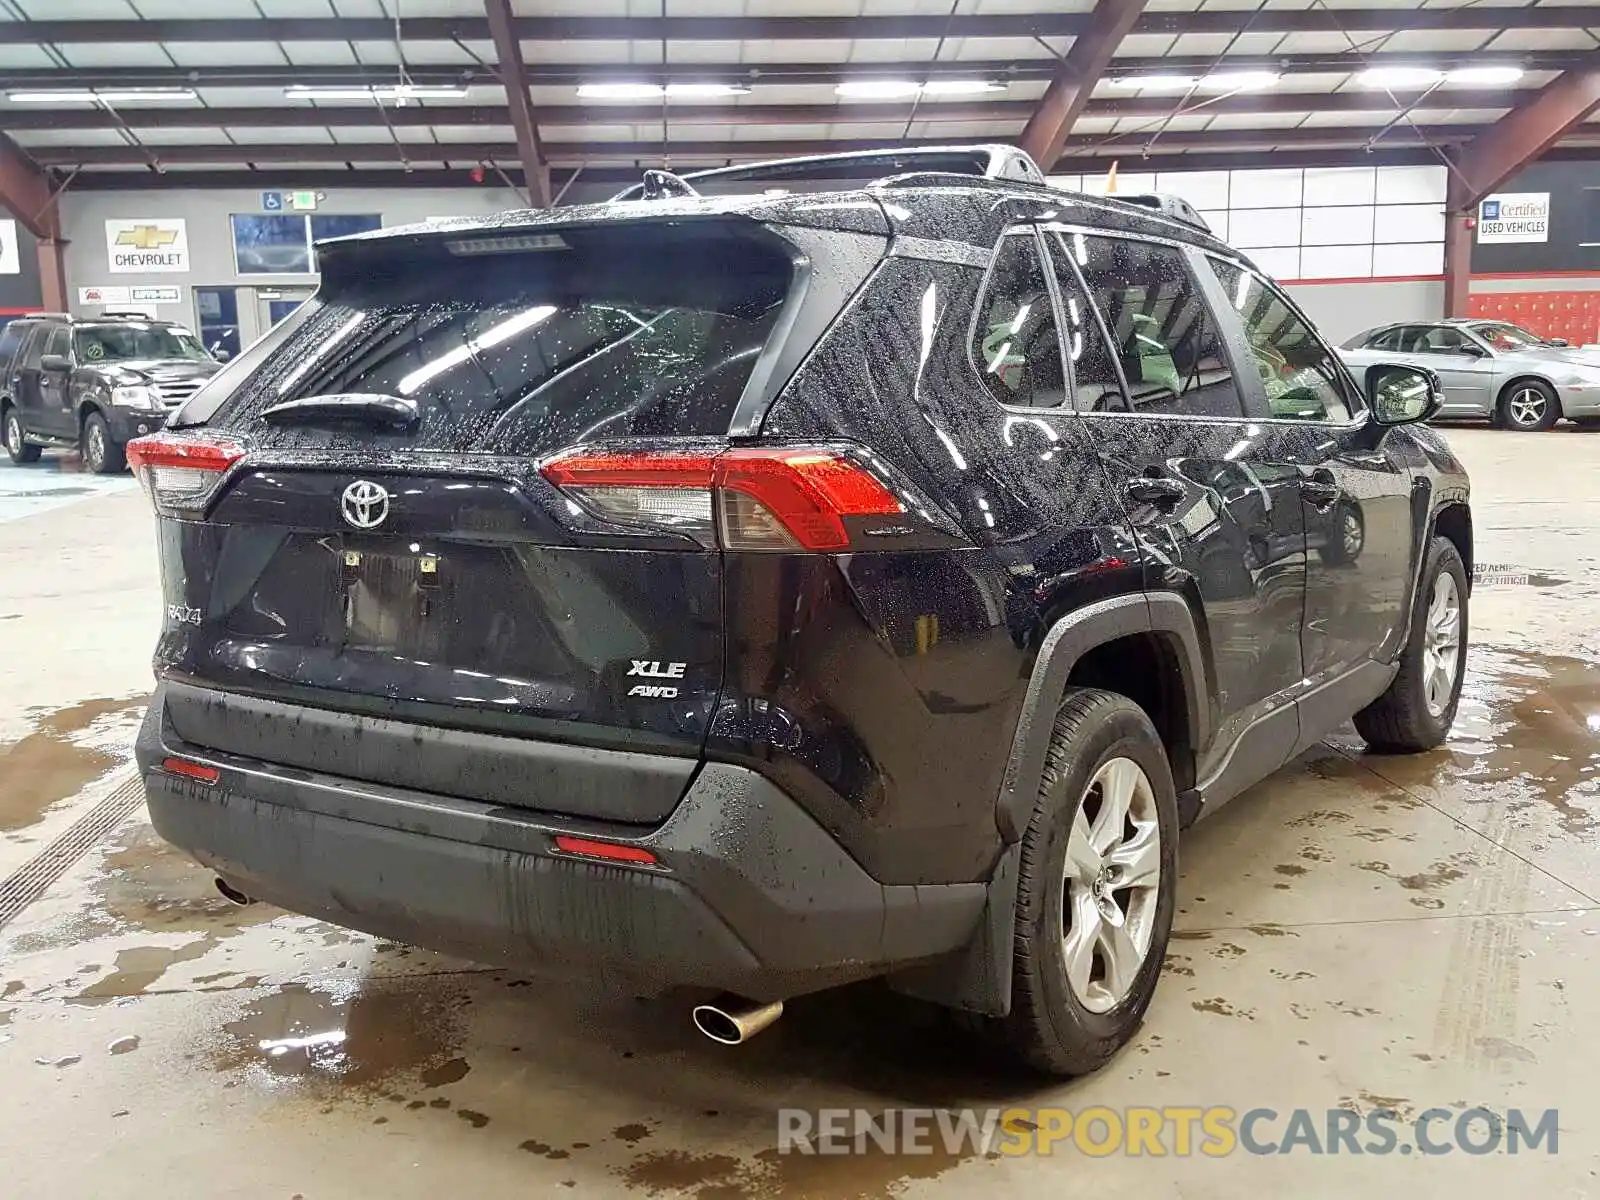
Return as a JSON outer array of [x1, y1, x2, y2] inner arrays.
[[202, 224, 793, 454]]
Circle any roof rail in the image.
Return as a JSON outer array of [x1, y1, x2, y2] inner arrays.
[[95, 310, 165, 319], [8, 311, 65, 321], [610, 144, 1046, 201], [1110, 193, 1213, 234]]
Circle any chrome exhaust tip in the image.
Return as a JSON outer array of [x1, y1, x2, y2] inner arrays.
[[692, 996, 784, 1045], [214, 877, 254, 906]]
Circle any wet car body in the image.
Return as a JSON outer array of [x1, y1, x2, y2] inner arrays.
[[128, 147, 1472, 1049]]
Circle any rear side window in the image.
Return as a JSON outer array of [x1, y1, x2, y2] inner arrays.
[[208, 224, 794, 454], [1070, 234, 1244, 419], [972, 232, 1067, 409]]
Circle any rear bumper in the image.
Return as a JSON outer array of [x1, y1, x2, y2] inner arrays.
[[136, 685, 984, 999]]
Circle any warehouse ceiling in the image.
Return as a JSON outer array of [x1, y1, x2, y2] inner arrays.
[[0, 0, 1597, 195]]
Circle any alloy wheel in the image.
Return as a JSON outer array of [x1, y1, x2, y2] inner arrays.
[[1421, 572, 1462, 717], [4, 413, 20, 457], [1343, 510, 1363, 558], [1061, 756, 1162, 1014], [86, 422, 105, 473], [1507, 388, 1547, 428]]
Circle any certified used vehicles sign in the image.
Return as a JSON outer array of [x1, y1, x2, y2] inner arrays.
[[105, 218, 190, 272], [1477, 193, 1550, 244]]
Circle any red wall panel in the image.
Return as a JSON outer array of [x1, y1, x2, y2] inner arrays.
[[1467, 290, 1600, 346]]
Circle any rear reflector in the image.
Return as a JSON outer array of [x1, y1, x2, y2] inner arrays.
[[126, 434, 246, 514], [161, 757, 220, 785], [541, 446, 903, 551], [551, 835, 660, 867]]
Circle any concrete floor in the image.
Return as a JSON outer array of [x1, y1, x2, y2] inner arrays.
[[2, 428, 1599, 1198]]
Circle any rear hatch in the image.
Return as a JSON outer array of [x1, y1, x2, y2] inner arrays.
[[140, 211, 887, 821]]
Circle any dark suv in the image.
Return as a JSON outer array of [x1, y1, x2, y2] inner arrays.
[[130, 146, 1472, 1075], [1, 312, 221, 473]]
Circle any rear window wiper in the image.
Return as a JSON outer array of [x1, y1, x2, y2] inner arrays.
[[260, 392, 420, 432]]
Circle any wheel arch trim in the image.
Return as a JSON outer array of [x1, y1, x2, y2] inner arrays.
[[995, 591, 1211, 845]]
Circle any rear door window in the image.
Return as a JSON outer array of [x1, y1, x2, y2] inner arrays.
[[972, 231, 1067, 409], [1067, 233, 1244, 419], [207, 224, 794, 455]]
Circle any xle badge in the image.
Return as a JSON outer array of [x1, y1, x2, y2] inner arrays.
[[627, 659, 686, 698]]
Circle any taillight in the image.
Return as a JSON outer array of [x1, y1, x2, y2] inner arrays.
[[126, 433, 245, 515], [540, 446, 905, 551]]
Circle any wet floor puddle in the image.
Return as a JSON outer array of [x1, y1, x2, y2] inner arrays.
[[1347, 646, 1600, 834], [0, 695, 147, 833]]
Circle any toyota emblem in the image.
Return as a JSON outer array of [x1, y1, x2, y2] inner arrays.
[[340, 480, 390, 530]]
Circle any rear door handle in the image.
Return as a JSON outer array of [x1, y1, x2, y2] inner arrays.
[[1299, 476, 1340, 510], [1124, 475, 1186, 509]]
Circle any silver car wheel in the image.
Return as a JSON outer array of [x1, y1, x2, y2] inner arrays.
[[4, 412, 21, 457], [1062, 756, 1162, 1014], [1421, 571, 1462, 717], [85, 421, 105, 472], [1507, 387, 1547, 427]]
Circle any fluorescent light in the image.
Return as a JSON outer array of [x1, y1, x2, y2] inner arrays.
[[1446, 66, 1525, 85], [6, 88, 198, 104], [1199, 71, 1280, 92], [835, 80, 924, 99], [284, 84, 469, 103], [578, 83, 665, 99], [398, 305, 557, 396], [1357, 67, 1445, 89], [920, 79, 1007, 95], [577, 82, 749, 99], [1109, 75, 1198, 91]]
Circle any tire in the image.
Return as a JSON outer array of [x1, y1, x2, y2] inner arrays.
[[987, 688, 1179, 1076], [3, 406, 41, 464], [1497, 379, 1559, 432], [82, 411, 126, 475], [1354, 535, 1468, 753], [1318, 501, 1364, 566]]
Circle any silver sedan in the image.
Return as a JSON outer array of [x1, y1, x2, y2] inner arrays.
[[1339, 318, 1600, 431]]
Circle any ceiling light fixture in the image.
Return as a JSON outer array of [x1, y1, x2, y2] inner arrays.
[[6, 88, 199, 104], [284, 84, 470, 103], [920, 80, 1008, 95], [1445, 66, 1525, 85], [1198, 71, 1281, 91], [1357, 66, 1445, 89], [577, 82, 751, 99]]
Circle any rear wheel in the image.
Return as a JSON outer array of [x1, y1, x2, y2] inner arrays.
[[1318, 501, 1364, 566], [4, 407, 41, 464], [1355, 536, 1467, 752], [989, 689, 1178, 1076], [82, 411, 126, 475], [1497, 380, 1559, 431]]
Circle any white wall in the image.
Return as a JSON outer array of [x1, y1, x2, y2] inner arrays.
[[1283, 279, 1446, 344]]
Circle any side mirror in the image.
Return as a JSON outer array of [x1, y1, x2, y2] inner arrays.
[[214, 349, 232, 362], [1548, 337, 1570, 348], [40, 353, 70, 372], [1368, 363, 1443, 426], [1458, 342, 1486, 358]]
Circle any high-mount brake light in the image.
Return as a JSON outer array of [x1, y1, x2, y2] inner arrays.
[[540, 447, 904, 551], [126, 434, 245, 513]]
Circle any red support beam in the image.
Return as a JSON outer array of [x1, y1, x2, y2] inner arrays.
[[483, 0, 551, 208], [0, 133, 68, 309], [1019, 0, 1149, 170], [1445, 69, 1600, 211]]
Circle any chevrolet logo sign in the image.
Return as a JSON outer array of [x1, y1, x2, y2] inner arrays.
[[115, 225, 179, 251]]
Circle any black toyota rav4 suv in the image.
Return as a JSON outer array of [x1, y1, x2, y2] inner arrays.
[[1, 312, 221, 473], [132, 146, 1471, 1075]]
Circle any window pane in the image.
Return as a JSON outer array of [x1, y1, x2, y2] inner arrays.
[[1207, 257, 1354, 423], [972, 233, 1067, 409], [1044, 231, 1124, 411], [232, 214, 312, 275], [1074, 234, 1243, 419], [310, 213, 383, 241]]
